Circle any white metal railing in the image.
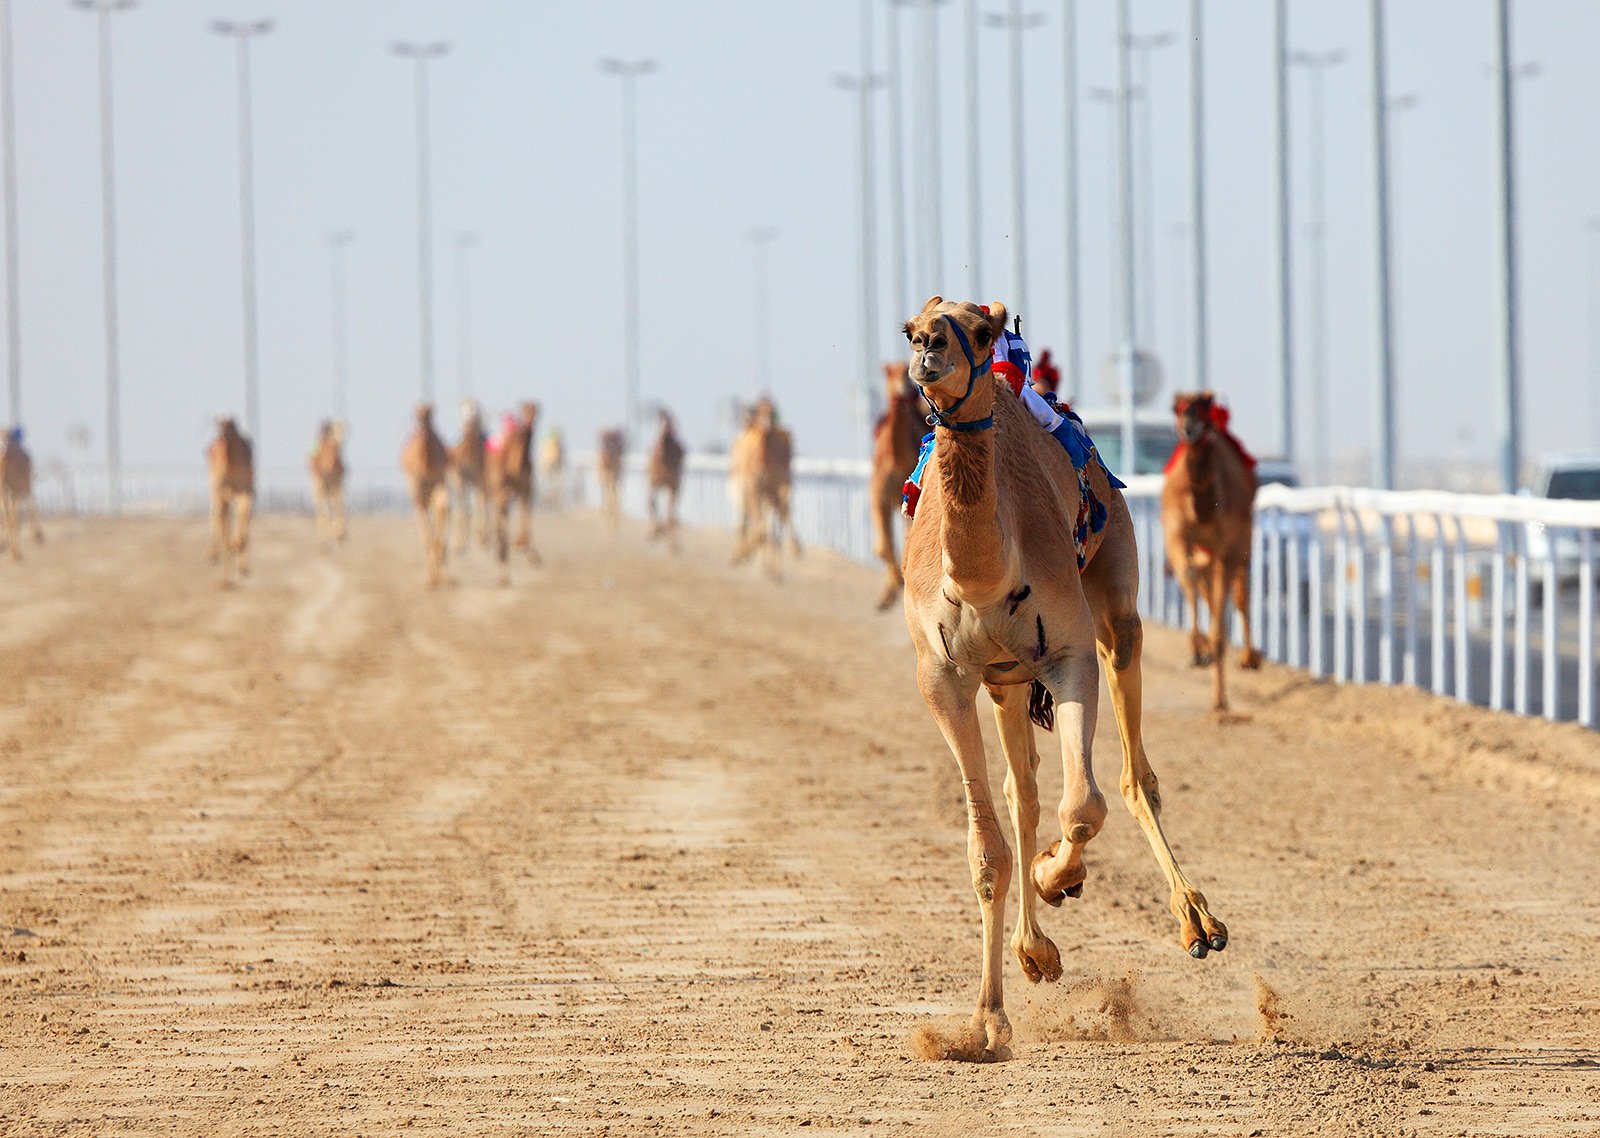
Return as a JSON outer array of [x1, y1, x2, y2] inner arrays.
[[34, 458, 1599, 730]]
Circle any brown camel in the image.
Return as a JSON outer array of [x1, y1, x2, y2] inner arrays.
[[0, 429, 43, 561], [869, 362, 927, 610], [1160, 390, 1261, 713], [207, 417, 255, 588], [309, 419, 347, 550], [646, 408, 686, 550], [541, 428, 566, 511], [400, 403, 452, 588], [596, 428, 625, 530], [486, 401, 542, 582], [449, 399, 490, 553], [901, 297, 1226, 1061], [729, 397, 800, 574]]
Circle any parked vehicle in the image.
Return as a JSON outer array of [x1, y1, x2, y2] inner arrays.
[[1072, 408, 1178, 478], [1525, 453, 1600, 586]]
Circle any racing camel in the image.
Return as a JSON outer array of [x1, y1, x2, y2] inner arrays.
[[900, 297, 1226, 1061], [486, 401, 542, 583], [729, 397, 799, 575], [1160, 390, 1261, 714], [870, 362, 926, 610], [449, 399, 490, 553], [400, 403, 452, 588], [646, 408, 686, 550], [309, 420, 347, 550], [207, 417, 254, 588], [596, 429, 625, 530], [0, 428, 43, 560]]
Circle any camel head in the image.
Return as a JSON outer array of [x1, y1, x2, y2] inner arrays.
[[414, 402, 435, 430], [902, 297, 1006, 422], [459, 398, 482, 428], [216, 415, 242, 443], [1173, 390, 1218, 445], [882, 361, 913, 404], [518, 401, 540, 429], [753, 397, 778, 431]]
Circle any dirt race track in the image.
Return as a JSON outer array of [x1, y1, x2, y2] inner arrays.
[[2, 513, 1598, 1137]]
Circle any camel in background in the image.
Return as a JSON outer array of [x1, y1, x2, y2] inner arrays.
[[0, 428, 43, 561], [400, 403, 452, 588], [207, 417, 255, 587], [596, 429, 625, 529], [487, 401, 542, 583], [730, 397, 799, 575], [1160, 390, 1261, 713], [450, 399, 490, 553], [869, 362, 926, 610], [541, 427, 566, 511], [647, 409, 686, 550], [901, 298, 1226, 1061], [309, 420, 347, 550]]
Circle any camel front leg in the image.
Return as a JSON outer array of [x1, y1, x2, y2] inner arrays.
[[331, 486, 347, 544], [1232, 562, 1262, 669], [1028, 599, 1110, 906], [1166, 533, 1209, 665], [413, 497, 438, 586], [23, 493, 41, 545], [988, 684, 1061, 985], [1205, 560, 1230, 712], [917, 658, 1012, 1059], [3, 493, 19, 561], [1095, 607, 1230, 958], [431, 485, 451, 587], [211, 493, 232, 584], [492, 489, 511, 586], [519, 491, 540, 565], [233, 492, 254, 578], [665, 486, 680, 553]]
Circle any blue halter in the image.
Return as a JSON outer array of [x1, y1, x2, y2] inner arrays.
[[919, 314, 994, 433]]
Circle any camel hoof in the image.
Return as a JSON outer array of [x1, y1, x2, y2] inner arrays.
[[1189, 942, 1209, 959], [875, 589, 899, 612], [1191, 652, 1212, 667], [1031, 842, 1086, 908], [1064, 882, 1083, 899], [1015, 936, 1063, 984], [1210, 933, 1228, 952], [1240, 649, 1263, 670]]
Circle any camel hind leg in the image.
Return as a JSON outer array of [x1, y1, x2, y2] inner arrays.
[[430, 484, 451, 587], [519, 490, 540, 565], [1083, 523, 1229, 958], [211, 492, 234, 585], [233, 492, 254, 578], [1232, 562, 1262, 669]]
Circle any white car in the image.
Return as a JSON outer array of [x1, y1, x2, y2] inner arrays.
[[1525, 453, 1600, 584]]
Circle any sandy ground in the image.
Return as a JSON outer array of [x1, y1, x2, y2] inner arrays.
[[1, 512, 1598, 1137]]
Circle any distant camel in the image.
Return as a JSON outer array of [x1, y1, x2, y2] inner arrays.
[[400, 403, 452, 588], [870, 363, 926, 609], [0, 428, 43, 561], [730, 397, 799, 574], [487, 401, 542, 582], [541, 428, 566, 511], [647, 409, 686, 550], [449, 399, 490, 553], [207, 417, 255, 587], [596, 429, 625, 529], [309, 420, 347, 550], [1160, 390, 1261, 713]]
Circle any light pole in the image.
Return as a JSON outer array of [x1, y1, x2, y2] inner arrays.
[[393, 39, 449, 407], [964, 0, 981, 299], [1188, 0, 1207, 396], [1588, 219, 1600, 449], [1127, 29, 1173, 347], [213, 18, 272, 451], [1062, 0, 1079, 399], [1291, 47, 1346, 485], [835, 62, 886, 443], [986, 3, 1045, 322], [74, 0, 134, 513], [1089, 84, 1134, 350], [897, 0, 948, 295], [1492, 0, 1533, 493], [327, 231, 353, 422], [1370, 0, 1396, 489], [748, 227, 779, 397], [1, 0, 19, 426], [600, 57, 655, 442], [1115, 0, 1137, 471], [453, 231, 475, 402], [1274, 0, 1294, 469], [1385, 90, 1417, 480], [886, 0, 909, 319]]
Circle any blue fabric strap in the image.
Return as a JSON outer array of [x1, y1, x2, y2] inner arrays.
[[921, 314, 994, 431]]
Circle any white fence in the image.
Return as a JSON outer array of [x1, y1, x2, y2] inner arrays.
[[35, 457, 1600, 730]]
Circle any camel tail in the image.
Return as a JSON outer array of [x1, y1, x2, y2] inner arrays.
[[1028, 681, 1055, 732]]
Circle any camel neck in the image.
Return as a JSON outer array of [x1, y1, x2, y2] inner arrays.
[[934, 414, 1009, 604]]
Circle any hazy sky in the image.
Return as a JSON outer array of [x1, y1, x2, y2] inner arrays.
[[8, 0, 1600, 483]]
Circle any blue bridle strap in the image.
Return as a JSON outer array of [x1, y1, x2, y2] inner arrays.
[[920, 314, 994, 432]]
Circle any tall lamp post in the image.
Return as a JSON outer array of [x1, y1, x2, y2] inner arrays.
[[835, 63, 885, 442], [1291, 47, 1345, 485], [1061, 0, 1079, 399], [1127, 29, 1173, 347], [1114, 0, 1137, 471], [453, 231, 475, 402], [393, 39, 449, 407], [896, 0, 948, 295], [1274, 0, 1295, 470], [212, 18, 272, 451], [1588, 218, 1600, 450], [748, 226, 779, 397], [74, 0, 134, 513], [600, 57, 655, 441], [1, 0, 19, 426], [1188, 0, 1207, 397], [1492, 0, 1533, 493], [986, 3, 1045, 322], [327, 230, 353, 422]]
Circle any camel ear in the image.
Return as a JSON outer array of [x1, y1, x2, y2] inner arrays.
[[920, 295, 943, 313], [979, 302, 1008, 348]]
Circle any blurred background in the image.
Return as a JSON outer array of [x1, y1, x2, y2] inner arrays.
[[5, 0, 1599, 495]]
